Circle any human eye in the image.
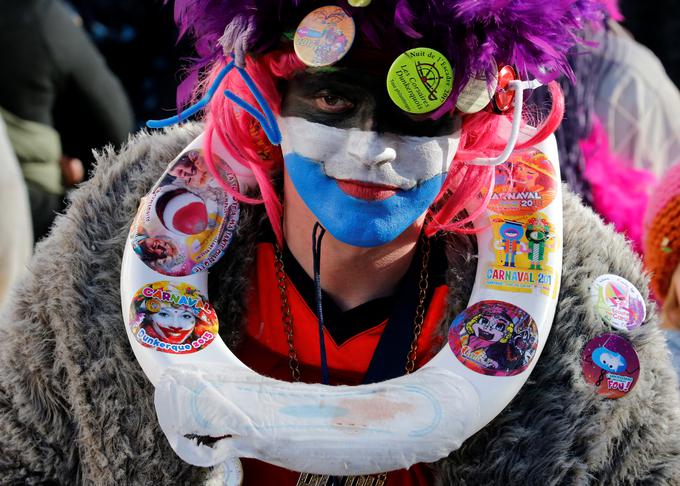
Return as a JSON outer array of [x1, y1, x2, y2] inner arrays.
[[182, 313, 194, 320], [158, 311, 169, 318], [314, 90, 354, 114]]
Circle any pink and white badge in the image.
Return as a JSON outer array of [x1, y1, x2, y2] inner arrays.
[[581, 333, 640, 399], [294, 6, 355, 67], [590, 274, 646, 331]]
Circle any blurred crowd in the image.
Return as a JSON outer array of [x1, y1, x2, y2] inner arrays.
[[1, 0, 680, 363]]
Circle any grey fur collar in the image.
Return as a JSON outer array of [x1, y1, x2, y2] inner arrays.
[[1, 125, 680, 485]]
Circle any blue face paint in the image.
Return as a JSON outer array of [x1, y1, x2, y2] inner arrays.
[[285, 152, 446, 247]]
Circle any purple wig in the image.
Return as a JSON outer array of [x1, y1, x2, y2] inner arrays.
[[172, 0, 605, 109]]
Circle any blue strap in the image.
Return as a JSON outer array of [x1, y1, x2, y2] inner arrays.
[[146, 59, 281, 146], [312, 222, 330, 385]]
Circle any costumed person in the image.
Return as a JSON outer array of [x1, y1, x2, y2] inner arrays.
[[1, 2, 680, 485], [644, 162, 680, 377]]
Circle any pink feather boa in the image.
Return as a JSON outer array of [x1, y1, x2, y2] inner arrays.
[[581, 119, 656, 253]]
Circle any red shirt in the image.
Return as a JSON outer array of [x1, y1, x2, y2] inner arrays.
[[235, 243, 449, 485]]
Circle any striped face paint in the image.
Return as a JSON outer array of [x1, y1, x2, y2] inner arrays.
[[279, 116, 460, 247], [279, 67, 461, 247]]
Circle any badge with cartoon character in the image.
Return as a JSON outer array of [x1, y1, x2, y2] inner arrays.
[[581, 333, 640, 398], [484, 213, 558, 296], [590, 274, 646, 331], [130, 149, 240, 277], [486, 150, 558, 216], [448, 300, 539, 377], [129, 282, 219, 354]]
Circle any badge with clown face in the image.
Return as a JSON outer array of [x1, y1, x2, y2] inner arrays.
[[129, 282, 219, 354]]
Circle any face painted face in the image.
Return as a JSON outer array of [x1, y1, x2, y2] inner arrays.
[[150, 303, 196, 344], [279, 68, 461, 247]]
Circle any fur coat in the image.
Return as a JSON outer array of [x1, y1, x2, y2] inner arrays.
[[1, 125, 679, 485]]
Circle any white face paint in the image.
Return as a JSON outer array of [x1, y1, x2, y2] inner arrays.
[[151, 305, 196, 344], [279, 116, 461, 189]]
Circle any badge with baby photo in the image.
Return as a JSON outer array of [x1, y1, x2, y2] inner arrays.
[[129, 282, 218, 354], [448, 300, 539, 377], [130, 149, 240, 276], [483, 213, 558, 297], [486, 150, 558, 216]]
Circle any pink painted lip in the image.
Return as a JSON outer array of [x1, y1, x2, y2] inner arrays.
[[336, 179, 400, 201]]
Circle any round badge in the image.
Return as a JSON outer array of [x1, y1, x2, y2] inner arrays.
[[581, 333, 640, 398], [486, 150, 558, 216], [294, 6, 356, 67], [448, 300, 539, 376], [129, 282, 218, 354], [456, 62, 498, 114], [386, 48, 454, 114], [131, 149, 240, 277], [590, 274, 646, 331]]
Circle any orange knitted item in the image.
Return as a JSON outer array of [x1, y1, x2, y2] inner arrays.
[[645, 185, 680, 302]]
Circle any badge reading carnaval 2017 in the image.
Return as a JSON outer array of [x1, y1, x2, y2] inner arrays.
[[590, 274, 646, 331], [129, 282, 219, 354], [581, 333, 640, 398], [294, 6, 356, 67], [487, 150, 558, 216], [130, 149, 239, 277], [484, 213, 557, 296], [387, 48, 454, 114], [448, 300, 539, 376]]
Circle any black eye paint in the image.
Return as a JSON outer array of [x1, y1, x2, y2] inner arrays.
[[281, 68, 458, 137]]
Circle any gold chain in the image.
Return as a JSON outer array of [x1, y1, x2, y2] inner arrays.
[[406, 234, 430, 374], [274, 236, 431, 486], [274, 248, 301, 382]]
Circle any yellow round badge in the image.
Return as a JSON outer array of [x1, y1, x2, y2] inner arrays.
[[386, 48, 454, 114]]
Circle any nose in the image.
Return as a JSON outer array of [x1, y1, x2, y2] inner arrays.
[[347, 131, 397, 168]]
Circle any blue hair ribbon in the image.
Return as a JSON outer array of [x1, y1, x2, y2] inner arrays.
[[146, 60, 281, 146]]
